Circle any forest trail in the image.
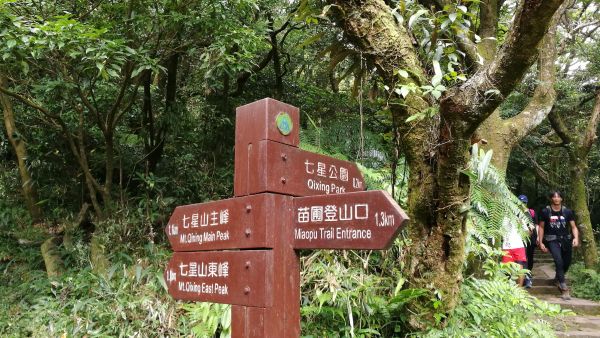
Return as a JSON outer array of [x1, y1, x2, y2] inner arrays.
[[529, 253, 600, 337]]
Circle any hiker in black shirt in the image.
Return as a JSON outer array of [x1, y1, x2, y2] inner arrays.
[[538, 191, 579, 299]]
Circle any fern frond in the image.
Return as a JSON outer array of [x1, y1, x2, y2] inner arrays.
[[467, 145, 533, 257]]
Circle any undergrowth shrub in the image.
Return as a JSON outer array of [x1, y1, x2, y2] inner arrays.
[[0, 239, 179, 337], [569, 262, 600, 301], [299, 238, 427, 337], [0, 213, 232, 337], [465, 145, 534, 259], [422, 258, 571, 338]]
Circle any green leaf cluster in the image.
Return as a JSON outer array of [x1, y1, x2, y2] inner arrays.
[[423, 256, 571, 338], [569, 262, 600, 301], [465, 144, 534, 257]]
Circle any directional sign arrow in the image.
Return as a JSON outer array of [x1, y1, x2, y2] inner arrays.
[[165, 194, 287, 252], [236, 140, 366, 197], [165, 250, 272, 306], [293, 190, 409, 250]]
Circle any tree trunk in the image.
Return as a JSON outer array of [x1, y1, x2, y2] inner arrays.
[[548, 91, 600, 269], [268, 15, 284, 99], [90, 233, 109, 274], [103, 132, 114, 210], [401, 118, 471, 328], [476, 11, 560, 173], [73, 110, 104, 219], [0, 76, 44, 222], [41, 236, 64, 278], [476, 110, 513, 173], [329, 0, 564, 329], [569, 155, 599, 268]]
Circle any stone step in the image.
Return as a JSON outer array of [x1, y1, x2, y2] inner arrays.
[[528, 285, 561, 295], [534, 256, 555, 262], [535, 258, 555, 263], [537, 295, 600, 316], [532, 278, 569, 286], [532, 263, 558, 279], [555, 315, 600, 337], [557, 330, 600, 337]]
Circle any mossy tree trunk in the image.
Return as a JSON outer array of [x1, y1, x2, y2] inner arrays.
[[476, 12, 560, 173], [548, 91, 600, 268], [329, 0, 564, 329], [41, 236, 64, 278], [0, 75, 44, 222], [569, 154, 599, 268]]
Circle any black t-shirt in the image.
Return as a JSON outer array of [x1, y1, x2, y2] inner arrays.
[[540, 206, 575, 237]]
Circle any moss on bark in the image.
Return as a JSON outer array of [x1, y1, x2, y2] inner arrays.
[[569, 155, 599, 268], [41, 237, 64, 278]]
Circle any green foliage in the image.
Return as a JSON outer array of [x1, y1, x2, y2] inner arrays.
[[0, 215, 232, 337], [465, 144, 533, 257], [0, 225, 175, 336], [182, 303, 231, 338], [423, 258, 571, 338], [298, 98, 408, 203], [569, 262, 600, 301], [388, 1, 474, 105], [300, 244, 426, 337]]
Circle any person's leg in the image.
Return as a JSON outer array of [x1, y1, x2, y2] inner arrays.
[[558, 238, 573, 299], [526, 232, 537, 271], [516, 260, 527, 286], [524, 234, 536, 288], [547, 240, 566, 284], [561, 237, 573, 275]]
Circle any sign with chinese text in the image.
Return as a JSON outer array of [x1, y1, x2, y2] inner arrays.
[[165, 250, 272, 306], [166, 194, 279, 252], [239, 140, 366, 197], [165, 98, 409, 338], [293, 190, 408, 249]]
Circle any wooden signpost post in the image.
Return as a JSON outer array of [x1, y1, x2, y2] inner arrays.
[[165, 98, 409, 337]]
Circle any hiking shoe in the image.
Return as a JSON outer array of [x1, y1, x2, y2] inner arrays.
[[559, 282, 569, 291], [555, 280, 561, 290], [561, 290, 571, 300], [524, 278, 533, 289]]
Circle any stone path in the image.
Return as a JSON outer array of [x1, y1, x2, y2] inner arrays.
[[529, 253, 600, 337]]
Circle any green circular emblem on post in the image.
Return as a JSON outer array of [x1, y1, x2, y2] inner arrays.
[[276, 112, 293, 136]]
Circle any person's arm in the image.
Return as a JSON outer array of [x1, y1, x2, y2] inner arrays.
[[570, 220, 579, 247], [538, 221, 548, 252]]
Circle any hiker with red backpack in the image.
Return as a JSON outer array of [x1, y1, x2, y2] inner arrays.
[[538, 191, 580, 300], [518, 195, 537, 288], [500, 195, 535, 287]]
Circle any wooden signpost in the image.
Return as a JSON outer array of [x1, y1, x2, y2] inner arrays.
[[165, 98, 409, 337]]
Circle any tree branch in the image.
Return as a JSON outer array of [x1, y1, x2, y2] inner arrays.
[[107, 64, 133, 131], [503, 7, 562, 139], [232, 48, 275, 96], [440, 0, 564, 133], [0, 85, 50, 115], [548, 107, 573, 145], [477, 0, 500, 64], [582, 91, 600, 152], [329, 0, 431, 134], [540, 131, 565, 147], [455, 34, 479, 71], [113, 82, 141, 130], [516, 143, 554, 187]]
